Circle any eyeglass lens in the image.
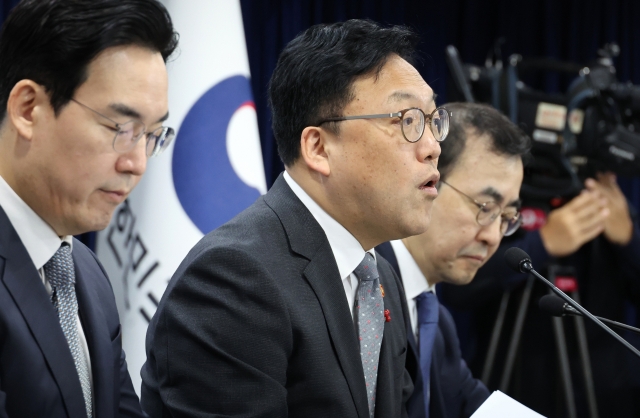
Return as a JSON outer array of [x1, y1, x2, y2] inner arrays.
[[113, 122, 176, 157], [400, 108, 449, 143], [401, 109, 425, 142], [431, 108, 449, 141], [476, 201, 521, 236]]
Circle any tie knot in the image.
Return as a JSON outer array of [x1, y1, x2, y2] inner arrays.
[[415, 291, 439, 325], [353, 252, 379, 282], [44, 243, 75, 287]]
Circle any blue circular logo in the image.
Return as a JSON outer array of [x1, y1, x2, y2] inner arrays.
[[172, 75, 262, 234]]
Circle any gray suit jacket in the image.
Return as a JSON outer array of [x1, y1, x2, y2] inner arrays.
[[141, 174, 413, 417]]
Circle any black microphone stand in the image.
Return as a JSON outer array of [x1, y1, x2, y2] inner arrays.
[[516, 255, 640, 359]]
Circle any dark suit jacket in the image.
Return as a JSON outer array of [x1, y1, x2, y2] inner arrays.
[[0, 206, 144, 418], [376, 242, 489, 418], [141, 174, 413, 418]]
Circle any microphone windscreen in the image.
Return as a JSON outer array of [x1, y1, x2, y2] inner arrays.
[[504, 247, 531, 272], [539, 295, 566, 317]]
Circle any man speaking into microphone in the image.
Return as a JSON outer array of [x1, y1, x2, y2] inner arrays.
[[142, 19, 444, 418], [377, 102, 531, 418]]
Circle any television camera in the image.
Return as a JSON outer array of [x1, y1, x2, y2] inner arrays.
[[446, 42, 640, 206]]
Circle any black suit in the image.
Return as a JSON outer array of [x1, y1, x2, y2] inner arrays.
[[376, 242, 489, 418], [141, 174, 413, 418], [0, 207, 144, 418]]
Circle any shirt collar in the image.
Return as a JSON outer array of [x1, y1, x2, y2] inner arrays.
[[390, 239, 436, 299], [284, 171, 375, 279], [0, 174, 72, 270]]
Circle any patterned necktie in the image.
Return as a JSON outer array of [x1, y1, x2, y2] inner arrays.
[[415, 291, 439, 418], [353, 253, 384, 418], [44, 243, 93, 418]]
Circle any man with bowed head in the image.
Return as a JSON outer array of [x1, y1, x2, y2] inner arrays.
[[377, 102, 532, 418], [0, 0, 177, 417], [142, 19, 446, 418]]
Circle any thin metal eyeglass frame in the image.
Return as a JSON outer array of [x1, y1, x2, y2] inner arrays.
[[317, 106, 451, 143], [440, 180, 522, 236], [69, 98, 173, 157]]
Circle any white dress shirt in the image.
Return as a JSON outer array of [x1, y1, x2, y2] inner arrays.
[[390, 239, 437, 340], [0, 174, 93, 388], [284, 171, 375, 320]]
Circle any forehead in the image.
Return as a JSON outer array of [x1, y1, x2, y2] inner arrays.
[[446, 134, 524, 202], [347, 54, 435, 111], [74, 45, 169, 124]]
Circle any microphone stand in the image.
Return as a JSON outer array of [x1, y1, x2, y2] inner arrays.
[[523, 261, 640, 359], [551, 298, 640, 334]]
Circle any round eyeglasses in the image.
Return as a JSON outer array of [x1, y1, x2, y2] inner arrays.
[[70, 98, 175, 157], [317, 107, 451, 143], [440, 180, 522, 236]]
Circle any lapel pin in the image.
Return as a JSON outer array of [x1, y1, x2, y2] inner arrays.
[[384, 309, 391, 322]]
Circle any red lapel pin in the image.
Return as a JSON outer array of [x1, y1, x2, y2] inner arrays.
[[384, 309, 391, 322]]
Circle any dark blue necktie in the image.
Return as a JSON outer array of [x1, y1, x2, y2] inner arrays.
[[415, 291, 439, 418]]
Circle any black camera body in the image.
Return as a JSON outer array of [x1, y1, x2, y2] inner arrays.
[[446, 43, 640, 204]]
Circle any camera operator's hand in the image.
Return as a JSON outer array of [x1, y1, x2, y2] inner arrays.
[[585, 172, 633, 246], [539, 188, 609, 257]]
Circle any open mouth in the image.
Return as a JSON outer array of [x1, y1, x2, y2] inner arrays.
[[420, 172, 440, 191]]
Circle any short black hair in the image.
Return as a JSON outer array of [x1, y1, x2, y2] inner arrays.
[[268, 19, 420, 166], [0, 0, 178, 120], [439, 102, 532, 180]]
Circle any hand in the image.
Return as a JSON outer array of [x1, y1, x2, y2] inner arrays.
[[539, 188, 609, 257], [585, 172, 633, 245]]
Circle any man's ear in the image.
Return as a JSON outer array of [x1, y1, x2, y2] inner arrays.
[[299, 126, 331, 176], [6, 80, 48, 141]]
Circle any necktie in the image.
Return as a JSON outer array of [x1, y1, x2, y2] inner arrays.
[[44, 243, 93, 418], [353, 253, 384, 418], [415, 291, 439, 418]]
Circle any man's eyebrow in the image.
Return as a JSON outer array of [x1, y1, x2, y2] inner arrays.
[[157, 111, 169, 123], [387, 91, 437, 106], [509, 199, 522, 209], [109, 103, 141, 120], [478, 187, 504, 204], [478, 186, 522, 208], [108, 103, 169, 124]]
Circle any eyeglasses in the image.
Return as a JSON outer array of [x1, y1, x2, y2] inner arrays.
[[70, 99, 175, 157], [317, 107, 451, 143], [440, 180, 522, 236]]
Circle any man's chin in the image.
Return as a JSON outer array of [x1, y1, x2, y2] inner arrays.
[[445, 271, 477, 286], [403, 214, 432, 238], [74, 210, 115, 234]]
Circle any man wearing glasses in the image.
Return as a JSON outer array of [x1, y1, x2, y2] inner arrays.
[[0, 0, 177, 417], [377, 102, 531, 418], [143, 20, 443, 418]]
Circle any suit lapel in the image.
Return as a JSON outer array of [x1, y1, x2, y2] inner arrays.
[[0, 208, 86, 418], [74, 243, 114, 418], [304, 251, 370, 418], [265, 175, 370, 418]]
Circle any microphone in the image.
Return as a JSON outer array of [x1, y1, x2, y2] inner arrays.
[[504, 247, 533, 273], [539, 294, 580, 316], [539, 294, 640, 335], [504, 247, 640, 359]]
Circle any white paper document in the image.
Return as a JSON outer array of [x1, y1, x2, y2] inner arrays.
[[471, 390, 546, 418]]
